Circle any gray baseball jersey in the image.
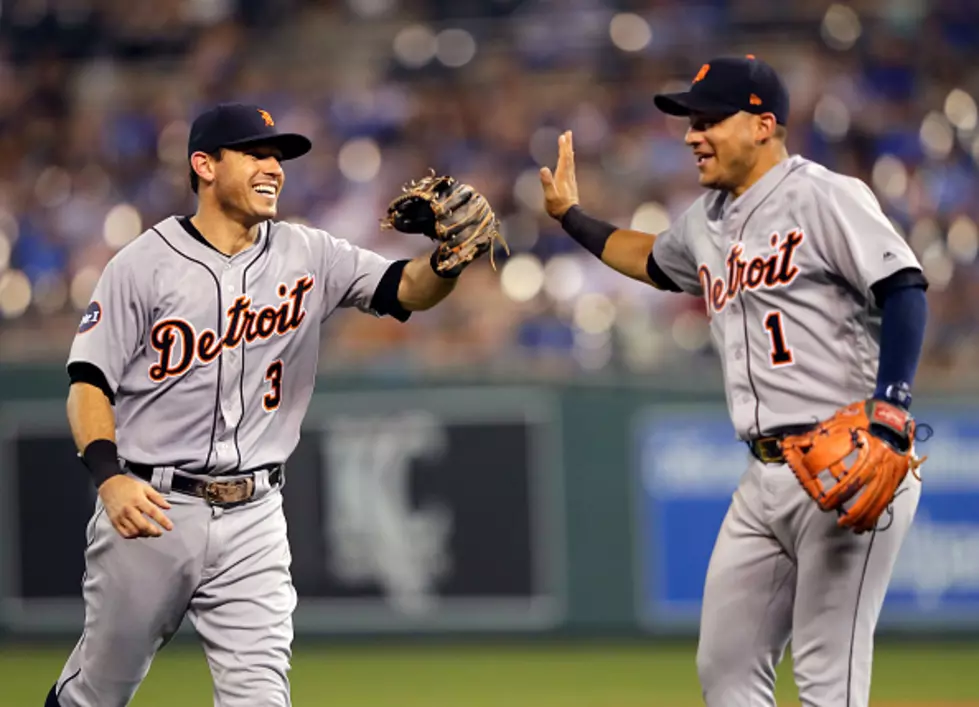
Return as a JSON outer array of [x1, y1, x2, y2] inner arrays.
[[68, 216, 394, 473], [54, 216, 400, 707], [649, 155, 924, 707], [652, 154, 921, 440]]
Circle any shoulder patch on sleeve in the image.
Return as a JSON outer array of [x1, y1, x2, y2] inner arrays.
[[78, 301, 102, 333]]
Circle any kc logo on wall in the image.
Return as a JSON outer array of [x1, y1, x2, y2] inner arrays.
[[321, 412, 453, 615], [280, 389, 565, 632]]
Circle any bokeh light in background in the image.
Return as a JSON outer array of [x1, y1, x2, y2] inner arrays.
[[393, 25, 437, 68], [947, 216, 979, 264], [812, 95, 851, 141], [945, 89, 978, 132], [337, 138, 382, 183], [0, 234, 10, 273], [909, 218, 941, 256], [920, 112, 954, 161], [872, 156, 908, 202], [921, 242, 954, 291], [573, 293, 616, 335], [500, 254, 544, 303], [542, 255, 584, 302], [436, 29, 477, 68], [103, 204, 142, 250], [0, 270, 31, 319], [609, 13, 652, 53], [672, 310, 711, 352], [631, 202, 671, 234], [70, 267, 101, 311], [821, 4, 862, 51]]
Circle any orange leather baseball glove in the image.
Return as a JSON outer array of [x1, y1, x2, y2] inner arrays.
[[781, 399, 925, 533]]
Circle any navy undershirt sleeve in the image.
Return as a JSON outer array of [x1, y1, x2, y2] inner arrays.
[[871, 269, 928, 404]]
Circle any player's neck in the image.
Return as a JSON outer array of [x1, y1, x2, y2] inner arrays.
[[730, 145, 789, 199], [190, 207, 263, 256]]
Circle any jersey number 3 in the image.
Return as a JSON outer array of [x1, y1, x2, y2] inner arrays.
[[763, 311, 794, 366], [264, 360, 283, 411]]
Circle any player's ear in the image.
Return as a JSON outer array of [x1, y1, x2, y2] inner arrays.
[[755, 113, 778, 144], [190, 151, 218, 190]]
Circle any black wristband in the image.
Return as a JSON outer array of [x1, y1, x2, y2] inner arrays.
[[430, 248, 462, 279], [81, 439, 122, 489], [559, 205, 617, 259]]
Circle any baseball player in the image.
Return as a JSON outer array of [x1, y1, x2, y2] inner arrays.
[[46, 103, 502, 707], [540, 57, 929, 706]]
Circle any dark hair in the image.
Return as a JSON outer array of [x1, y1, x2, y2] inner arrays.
[[189, 150, 222, 194]]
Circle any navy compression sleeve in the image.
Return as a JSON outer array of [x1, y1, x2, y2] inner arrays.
[[873, 285, 928, 407]]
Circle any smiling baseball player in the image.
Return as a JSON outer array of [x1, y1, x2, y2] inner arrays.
[[46, 103, 503, 707], [541, 57, 929, 706]]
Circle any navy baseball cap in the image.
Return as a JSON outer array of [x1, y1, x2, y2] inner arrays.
[[187, 103, 312, 160], [654, 56, 790, 125]]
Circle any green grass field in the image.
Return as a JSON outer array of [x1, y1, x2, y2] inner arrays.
[[2, 640, 977, 706]]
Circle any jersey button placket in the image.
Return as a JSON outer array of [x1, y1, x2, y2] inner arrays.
[[217, 263, 243, 467], [726, 310, 753, 422]]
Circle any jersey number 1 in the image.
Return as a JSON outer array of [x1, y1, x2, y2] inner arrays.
[[264, 360, 283, 411], [763, 311, 793, 366]]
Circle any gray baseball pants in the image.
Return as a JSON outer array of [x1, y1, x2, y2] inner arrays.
[[49, 471, 296, 707], [696, 456, 920, 706]]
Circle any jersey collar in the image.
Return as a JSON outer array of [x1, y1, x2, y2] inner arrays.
[[723, 155, 808, 227], [154, 216, 270, 263]]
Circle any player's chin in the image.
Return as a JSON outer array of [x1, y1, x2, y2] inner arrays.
[[698, 172, 722, 189], [697, 167, 727, 190], [249, 197, 278, 219]]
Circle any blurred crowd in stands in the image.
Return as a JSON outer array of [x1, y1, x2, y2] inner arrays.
[[0, 0, 977, 388]]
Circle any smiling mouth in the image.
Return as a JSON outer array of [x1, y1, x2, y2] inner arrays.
[[253, 185, 277, 199], [696, 154, 715, 168]]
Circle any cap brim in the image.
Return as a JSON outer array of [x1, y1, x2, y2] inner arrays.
[[221, 133, 312, 161], [653, 91, 741, 118]]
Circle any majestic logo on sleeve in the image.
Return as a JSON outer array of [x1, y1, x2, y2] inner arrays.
[[698, 230, 804, 316], [148, 276, 314, 381]]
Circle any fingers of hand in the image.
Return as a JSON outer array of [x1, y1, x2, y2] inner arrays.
[[124, 505, 162, 538], [557, 130, 574, 172], [138, 498, 174, 532], [146, 486, 172, 510], [539, 167, 554, 191], [113, 515, 138, 539]]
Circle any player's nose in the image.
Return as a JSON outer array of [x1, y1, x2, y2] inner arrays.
[[684, 127, 703, 146]]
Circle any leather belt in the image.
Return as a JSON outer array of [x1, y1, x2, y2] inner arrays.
[[747, 424, 818, 465], [127, 463, 283, 507]]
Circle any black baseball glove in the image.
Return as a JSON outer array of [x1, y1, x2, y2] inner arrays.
[[382, 172, 508, 277]]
